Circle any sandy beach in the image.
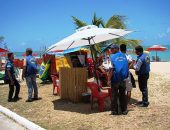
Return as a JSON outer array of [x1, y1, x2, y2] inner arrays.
[[150, 62, 170, 73], [0, 62, 170, 130]]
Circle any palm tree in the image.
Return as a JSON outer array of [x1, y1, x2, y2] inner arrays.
[[72, 14, 141, 50]]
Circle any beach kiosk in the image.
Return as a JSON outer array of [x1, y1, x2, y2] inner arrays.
[[57, 50, 88, 102]]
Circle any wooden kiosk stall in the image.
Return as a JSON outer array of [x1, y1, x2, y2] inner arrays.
[[55, 50, 88, 102]]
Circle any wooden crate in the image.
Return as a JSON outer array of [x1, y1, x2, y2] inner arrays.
[[59, 67, 87, 102]]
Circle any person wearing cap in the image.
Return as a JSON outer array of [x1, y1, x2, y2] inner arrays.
[[108, 44, 129, 115], [120, 44, 136, 108], [22, 48, 38, 102], [131, 45, 150, 107], [5, 52, 20, 102]]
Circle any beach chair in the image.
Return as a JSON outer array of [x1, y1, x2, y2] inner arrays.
[[51, 75, 60, 95], [86, 82, 110, 112]]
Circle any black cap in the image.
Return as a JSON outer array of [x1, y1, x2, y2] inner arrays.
[[110, 44, 119, 49]]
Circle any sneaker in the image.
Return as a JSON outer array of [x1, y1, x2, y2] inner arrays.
[[32, 97, 42, 100], [138, 103, 149, 107], [8, 99, 14, 102], [111, 111, 118, 115], [25, 99, 32, 102], [13, 97, 21, 101], [122, 110, 128, 115]]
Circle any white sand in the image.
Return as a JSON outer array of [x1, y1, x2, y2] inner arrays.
[[150, 62, 170, 73]]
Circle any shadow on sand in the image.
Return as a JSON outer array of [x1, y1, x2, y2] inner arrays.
[[52, 98, 111, 114]]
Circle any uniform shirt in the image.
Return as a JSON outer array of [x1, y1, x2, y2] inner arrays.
[[110, 51, 129, 83], [24, 55, 37, 76], [5, 60, 15, 80], [134, 53, 150, 75]]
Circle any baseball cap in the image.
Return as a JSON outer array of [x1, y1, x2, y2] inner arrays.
[[110, 44, 119, 49]]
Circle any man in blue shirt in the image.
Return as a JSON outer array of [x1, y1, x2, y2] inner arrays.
[[22, 48, 38, 102], [5, 52, 20, 102], [132, 45, 150, 107], [108, 45, 129, 115]]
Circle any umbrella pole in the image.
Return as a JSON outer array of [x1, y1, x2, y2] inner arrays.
[[88, 38, 99, 84], [156, 51, 157, 62]]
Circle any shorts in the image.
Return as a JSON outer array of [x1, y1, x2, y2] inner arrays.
[[125, 75, 133, 92]]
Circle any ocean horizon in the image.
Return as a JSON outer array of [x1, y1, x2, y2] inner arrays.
[[14, 45, 170, 61]]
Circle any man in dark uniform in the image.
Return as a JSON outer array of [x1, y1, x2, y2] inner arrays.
[[133, 45, 150, 107], [5, 52, 20, 102]]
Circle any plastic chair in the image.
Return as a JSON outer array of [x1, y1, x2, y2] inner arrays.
[[86, 82, 110, 112], [51, 75, 60, 95]]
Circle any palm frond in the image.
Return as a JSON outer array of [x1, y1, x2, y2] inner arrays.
[[92, 13, 105, 27], [105, 15, 126, 29], [72, 16, 87, 29]]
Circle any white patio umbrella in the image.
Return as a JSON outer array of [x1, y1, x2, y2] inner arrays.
[[46, 25, 132, 52], [46, 25, 132, 82]]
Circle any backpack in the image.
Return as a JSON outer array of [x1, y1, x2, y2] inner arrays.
[[110, 52, 129, 83]]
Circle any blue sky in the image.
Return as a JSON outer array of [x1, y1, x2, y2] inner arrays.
[[0, 0, 170, 51]]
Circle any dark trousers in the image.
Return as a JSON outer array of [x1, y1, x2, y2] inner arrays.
[[8, 78, 20, 100], [138, 73, 149, 104], [111, 81, 127, 112]]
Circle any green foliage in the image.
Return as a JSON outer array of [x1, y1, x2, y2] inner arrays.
[[105, 15, 126, 29], [92, 13, 105, 28], [72, 16, 87, 29]]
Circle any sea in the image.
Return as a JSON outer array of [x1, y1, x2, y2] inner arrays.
[[129, 45, 170, 62], [13, 45, 170, 61]]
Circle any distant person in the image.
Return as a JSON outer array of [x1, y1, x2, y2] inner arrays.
[[22, 48, 38, 102], [120, 44, 136, 107], [132, 45, 150, 107], [5, 52, 20, 102], [108, 45, 129, 115]]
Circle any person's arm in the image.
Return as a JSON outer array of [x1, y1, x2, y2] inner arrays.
[[22, 58, 26, 80], [133, 59, 142, 71], [98, 65, 106, 74]]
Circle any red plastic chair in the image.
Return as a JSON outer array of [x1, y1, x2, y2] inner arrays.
[[86, 82, 110, 112], [51, 75, 60, 95]]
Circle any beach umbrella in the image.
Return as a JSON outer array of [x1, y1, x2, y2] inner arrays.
[[22, 52, 38, 57], [46, 25, 132, 61], [46, 25, 132, 83], [147, 45, 168, 61], [0, 48, 8, 53]]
